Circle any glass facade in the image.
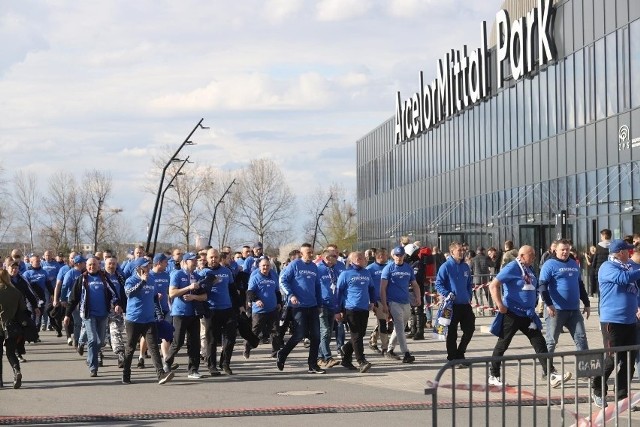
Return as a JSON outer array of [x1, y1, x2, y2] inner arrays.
[[356, 0, 640, 257]]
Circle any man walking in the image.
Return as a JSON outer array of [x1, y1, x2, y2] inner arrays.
[[435, 242, 475, 366]]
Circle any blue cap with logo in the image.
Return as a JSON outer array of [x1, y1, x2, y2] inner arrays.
[[73, 255, 87, 264], [132, 257, 150, 269], [609, 239, 634, 253], [392, 246, 405, 256], [182, 252, 197, 261]]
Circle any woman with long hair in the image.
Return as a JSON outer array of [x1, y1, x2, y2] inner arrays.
[[0, 268, 27, 388]]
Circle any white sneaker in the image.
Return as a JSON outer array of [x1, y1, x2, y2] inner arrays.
[[549, 372, 571, 388], [488, 375, 503, 386], [187, 371, 203, 379]]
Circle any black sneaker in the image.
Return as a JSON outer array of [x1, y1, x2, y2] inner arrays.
[[122, 375, 131, 385], [171, 363, 180, 371], [243, 349, 250, 360], [137, 358, 145, 369], [222, 364, 233, 375], [308, 366, 326, 374], [340, 360, 357, 370], [13, 371, 22, 389], [402, 352, 415, 363], [276, 351, 285, 371], [358, 361, 372, 373], [158, 371, 174, 385], [209, 367, 222, 377], [89, 370, 97, 377], [369, 343, 381, 353], [77, 344, 85, 356], [98, 352, 104, 367]]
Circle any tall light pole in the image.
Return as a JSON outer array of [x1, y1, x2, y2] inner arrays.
[[145, 118, 207, 253], [152, 157, 190, 254], [312, 195, 332, 250], [207, 178, 236, 247]]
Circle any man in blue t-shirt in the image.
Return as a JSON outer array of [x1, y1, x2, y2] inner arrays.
[[245, 257, 281, 360], [380, 246, 421, 363], [488, 245, 570, 389], [366, 248, 391, 355], [63, 257, 120, 377], [277, 243, 324, 374], [590, 239, 640, 408], [121, 257, 174, 385], [435, 241, 475, 365], [539, 238, 590, 354], [164, 252, 208, 379]]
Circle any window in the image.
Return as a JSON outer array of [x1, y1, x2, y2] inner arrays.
[[532, 76, 540, 142], [548, 65, 557, 136], [575, 49, 585, 127], [566, 54, 575, 130], [606, 32, 618, 116], [540, 70, 548, 139], [595, 38, 606, 119], [630, 20, 640, 107]]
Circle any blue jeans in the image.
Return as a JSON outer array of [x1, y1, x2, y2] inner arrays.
[[83, 316, 108, 372], [279, 306, 321, 368], [318, 307, 335, 361], [544, 309, 588, 353], [334, 320, 345, 352]]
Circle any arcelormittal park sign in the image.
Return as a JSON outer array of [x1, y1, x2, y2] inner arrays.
[[395, 0, 557, 144]]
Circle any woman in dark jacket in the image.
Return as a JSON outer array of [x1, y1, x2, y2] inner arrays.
[[0, 268, 27, 388]]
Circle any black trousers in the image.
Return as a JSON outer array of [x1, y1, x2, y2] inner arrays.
[[204, 308, 237, 370], [491, 310, 553, 377], [0, 336, 20, 371], [446, 303, 475, 361], [592, 322, 638, 399], [123, 321, 164, 379], [342, 309, 370, 364], [166, 315, 201, 374], [246, 310, 280, 353]]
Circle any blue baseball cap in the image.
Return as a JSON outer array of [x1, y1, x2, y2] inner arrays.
[[132, 257, 150, 269], [153, 253, 169, 264], [609, 239, 634, 253], [73, 255, 87, 264], [392, 246, 405, 256], [182, 252, 197, 261]]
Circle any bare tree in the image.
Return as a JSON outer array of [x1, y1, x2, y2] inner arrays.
[[84, 170, 114, 253], [304, 183, 357, 252], [164, 166, 208, 251], [236, 158, 295, 246], [41, 171, 75, 251], [202, 171, 241, 249], [68, 186, 87, 252], [13, 171, 40, 251]]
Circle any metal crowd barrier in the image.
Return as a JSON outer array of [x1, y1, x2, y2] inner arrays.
[[424, 274, 497, 319], [425, 345, 640, 426]]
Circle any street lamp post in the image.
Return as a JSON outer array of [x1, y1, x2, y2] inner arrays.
[[151, 157, 190, 254], [207, 178, 236, 247], [93, 197, 105, 253], [312, 195, 332, 250], [145, 118, 207, 253]]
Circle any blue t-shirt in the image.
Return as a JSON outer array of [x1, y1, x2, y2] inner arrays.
[[42, 261, 61, 285], [366, 262, 386, 302], [337, 266, 375, 311], [248, 269, 279, 313], [57, 264, 71, 282], [434, 257, 473, 303], [125, 274, 157, 323], [317, 261, 344, 310], [496, 260, 538, 311], [279, 258, 322, 308], [381, 262, 415, 304], [170, 269, 197, 316], [62, 268, 82, 302], [539, 257, 581, 310], [23, 267, 49, 294], [598, 259, 640, 324], [202, 265, 234, 311], [149, 270, 171, 313], [86, 274, 108, 318]]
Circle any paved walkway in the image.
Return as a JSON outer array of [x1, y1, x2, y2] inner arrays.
[[1, 300, 639, 425]]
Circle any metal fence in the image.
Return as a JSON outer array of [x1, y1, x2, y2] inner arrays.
[[425, 345, 640, 426]]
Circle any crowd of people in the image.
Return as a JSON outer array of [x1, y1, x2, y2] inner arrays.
[[0, 231, 638, 410]]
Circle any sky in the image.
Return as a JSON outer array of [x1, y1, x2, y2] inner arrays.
[[0, 0, 504, 242]]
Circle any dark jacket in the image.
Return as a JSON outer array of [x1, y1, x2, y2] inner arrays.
[[0, 282, 27, 336], [592, 240, 611, 284], [66, 271, 119, 319]]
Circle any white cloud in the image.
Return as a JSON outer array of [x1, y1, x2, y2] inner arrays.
[[387, 0, 441, 18], [264, 0, 304, 23], [316, 0, 370, 21]]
